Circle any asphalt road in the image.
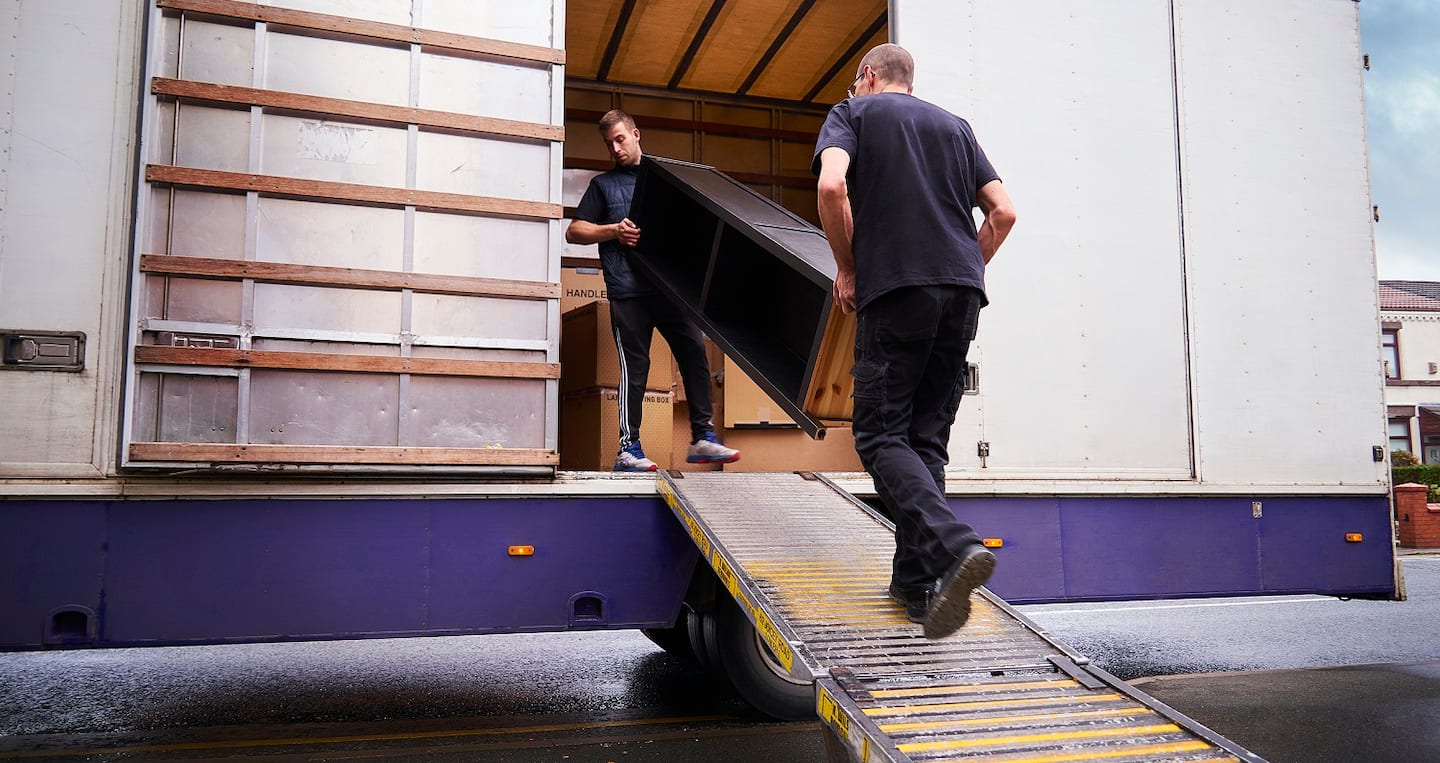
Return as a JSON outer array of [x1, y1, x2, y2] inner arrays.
[[1, 555, 1437, 761]]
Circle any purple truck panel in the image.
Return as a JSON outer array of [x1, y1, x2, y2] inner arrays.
[[0, 492, 1397, 651]]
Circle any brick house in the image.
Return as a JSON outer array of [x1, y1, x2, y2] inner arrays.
[[1380, 280, 1440, 463]]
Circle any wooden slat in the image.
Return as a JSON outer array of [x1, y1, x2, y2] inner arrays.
[[134, 346, 560, 380], [567, 107, 815, 142], [130, 442, 558, 466], [152, 78, 562, 143], [805, 305, 856, 421], [566, 157, 815, 190], [140, 254, 559, 300], [157, 0, 565, 66], [145, 165, 562, 221]]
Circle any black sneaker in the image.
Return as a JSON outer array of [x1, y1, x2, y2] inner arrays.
[[922, 546, 997, 640], [887, 582, 931, 624]]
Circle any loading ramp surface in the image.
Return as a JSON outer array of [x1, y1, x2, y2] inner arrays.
[[657, 471, 1263, 762]]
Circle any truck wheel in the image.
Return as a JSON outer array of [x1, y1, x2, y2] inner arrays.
[[641, 620, 695, 662], [713, 594, 814, 720], [687, 606, 723, 670]]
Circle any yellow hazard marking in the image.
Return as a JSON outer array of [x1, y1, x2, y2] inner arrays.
[[671, 504, 712, 560], [817, 686, 870, 761], [870, 678, 1078, 698], [713, 552, 795, 673], [958, 740, 1216, 763], [865, 693, 1126, 717], [897, 724, 1183, 753], [879, 706, 1153, 732]]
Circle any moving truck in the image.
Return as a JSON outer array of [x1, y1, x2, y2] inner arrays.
[[1, 0, 1394, 717]]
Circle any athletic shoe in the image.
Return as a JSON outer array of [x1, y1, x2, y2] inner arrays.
[[686, 430, 740, 464], [922, 546, 997, 640], [614, 444, 658, 472]]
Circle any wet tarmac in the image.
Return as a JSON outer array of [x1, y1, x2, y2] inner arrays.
[[0, 554, 1436, 761]]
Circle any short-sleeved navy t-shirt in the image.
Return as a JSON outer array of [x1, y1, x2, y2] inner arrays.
[[812, 93, 999, 311], [572, 164, 657, 299]]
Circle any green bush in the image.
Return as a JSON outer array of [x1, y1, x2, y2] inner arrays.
[[1393, 464, 1440, 486]]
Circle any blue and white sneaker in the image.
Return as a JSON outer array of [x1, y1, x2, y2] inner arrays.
[[687, 431, 740, 464], [614, 443, 659, 472]]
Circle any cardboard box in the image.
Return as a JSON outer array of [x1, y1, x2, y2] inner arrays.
[[723, 355, 796, 427], [559, 388, 674, 470], [719, 426, 864, 473], [669, 400, 723, 472], [561, 301, 673, 394], [561, 266, 608, 313]]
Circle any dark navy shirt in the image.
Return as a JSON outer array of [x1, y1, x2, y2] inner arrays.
[[572, 164, 657, 299], [812, 93, 999, 311]]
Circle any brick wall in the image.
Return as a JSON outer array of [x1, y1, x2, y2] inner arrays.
[[1395, 483, 1440, 548]]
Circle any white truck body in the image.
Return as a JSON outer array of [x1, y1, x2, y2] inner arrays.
[[1, 0, 1385, 498]]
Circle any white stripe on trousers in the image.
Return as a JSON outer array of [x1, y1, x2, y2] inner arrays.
[[613, 322, 634, 448]]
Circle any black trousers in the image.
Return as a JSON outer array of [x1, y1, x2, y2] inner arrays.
[[608, 295, 715, 449], [851, 284, 984, 591]]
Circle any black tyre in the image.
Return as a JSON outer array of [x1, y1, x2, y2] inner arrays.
[[712, 594, 815, 720], [641, 619, 696, 662], [687, 606, 724, 670]]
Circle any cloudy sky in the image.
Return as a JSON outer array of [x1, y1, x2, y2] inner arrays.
[[1361, 0, 1440, 281]]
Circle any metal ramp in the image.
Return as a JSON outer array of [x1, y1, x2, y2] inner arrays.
[[657, 471, 1262, 763]]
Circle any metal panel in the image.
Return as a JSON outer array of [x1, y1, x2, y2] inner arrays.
[[410, 294, 548, 343], [407, 377, 548, 448], [412, 212, 550, 281], [263, 0, 413, 26], [256, 197, 405, 270], [248, 370, 400, 446], [896, 0, 1192, 480], [169, 190, 247, 258], [259, 114, 408, 187], [414, 132, 551, 200], [0, 0, 143, 476], [263, 31, 410, 105], [421, 0, 558, 47], [173, 105, 252, 173], [177, 19, 254, 86], [416, 53, 553, 124], [1174, 0, 1385, 487]]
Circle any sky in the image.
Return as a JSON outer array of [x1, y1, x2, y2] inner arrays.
[[1360, 0, 1440, 281]]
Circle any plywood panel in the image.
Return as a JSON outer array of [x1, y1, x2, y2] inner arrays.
[[681, 0, 802, 93], [606, 0, 711, 87], [748, 0, 886, 100]]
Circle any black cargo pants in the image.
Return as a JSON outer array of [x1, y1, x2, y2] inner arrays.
[[851, 284, 985, 592], [608, 294, 716, 451]]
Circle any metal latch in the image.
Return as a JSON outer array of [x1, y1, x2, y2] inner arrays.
[[1, 330, 85, 372]]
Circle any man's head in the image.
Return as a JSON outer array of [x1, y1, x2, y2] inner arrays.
[[598, 109, 642, 167], [848, 43, 915, 98]]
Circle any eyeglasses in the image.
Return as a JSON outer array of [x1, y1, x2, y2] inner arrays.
[[846, 68, 868, 99]]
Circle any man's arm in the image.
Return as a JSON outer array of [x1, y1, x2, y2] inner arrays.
[[566, 218, 640, 247], [816, 146, 857, 313], [975, 179, 1016, 264]]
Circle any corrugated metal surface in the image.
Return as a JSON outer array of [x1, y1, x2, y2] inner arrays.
[[660, 472, 1259, 762]]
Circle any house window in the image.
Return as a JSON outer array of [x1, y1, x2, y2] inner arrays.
[[1389, 418, 1412, 455], [1382, 329, 1400, 379]]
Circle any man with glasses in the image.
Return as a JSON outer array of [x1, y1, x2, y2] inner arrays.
[[813, 44, 1017, 639]]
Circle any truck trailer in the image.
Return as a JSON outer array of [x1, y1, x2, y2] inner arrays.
[[1, 0, 1394, 726]]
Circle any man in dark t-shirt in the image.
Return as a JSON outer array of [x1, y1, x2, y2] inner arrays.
[[813, 44, 1017, 639], [567, 110, 739, 471]]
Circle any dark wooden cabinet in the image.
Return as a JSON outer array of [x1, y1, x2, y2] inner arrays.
[[629, 156, 854, 438]]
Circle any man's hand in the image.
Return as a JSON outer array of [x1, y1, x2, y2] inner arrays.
[[616, 218, 641, 247], [833, 268, 857, 314]]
